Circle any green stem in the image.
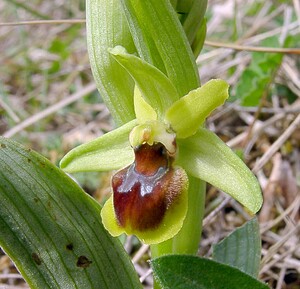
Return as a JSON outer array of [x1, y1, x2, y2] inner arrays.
[[151, 176, 206, 288]]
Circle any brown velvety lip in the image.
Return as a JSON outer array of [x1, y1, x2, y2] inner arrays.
[[112, 143, 183, 231]]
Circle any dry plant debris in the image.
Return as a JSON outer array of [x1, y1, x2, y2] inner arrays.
[[0, 0, 299, 288]]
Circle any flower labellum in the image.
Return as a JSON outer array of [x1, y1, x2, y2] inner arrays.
[[114, 142, 185, 230], [101, 128, 188, 244]]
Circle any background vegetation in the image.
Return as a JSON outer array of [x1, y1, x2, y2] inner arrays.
[[0, 0, 299, 288]]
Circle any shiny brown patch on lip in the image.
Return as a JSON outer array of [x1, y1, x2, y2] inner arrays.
[[112, 143, 183, 231]]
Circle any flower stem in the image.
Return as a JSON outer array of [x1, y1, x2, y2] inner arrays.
[[151, 176, 206, 288]]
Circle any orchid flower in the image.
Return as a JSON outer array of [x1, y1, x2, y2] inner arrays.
[[60, 46, 262, 245]]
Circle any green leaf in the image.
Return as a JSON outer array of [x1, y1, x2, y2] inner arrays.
[[119, 0, 166, 72], [0, 137, 142, 289], [60, 120, 136, 173], [177, 128, 262, 214], [170, 0, 178, 9], [235, 37, 284, 106], [151, 255, 270, 289], [120, 0, 200, 96], [109, 46, 179, 117], [165, 79, 229, 139], [168, 176, 206, 255], [191, 18, 207, 58], [213, 218, 261, 278], [177, 0, 207, 46], [86, 0, 136, 125]]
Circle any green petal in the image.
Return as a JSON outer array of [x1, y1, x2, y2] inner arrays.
[[87, 0, 136, 125], [177, 128, 262, 214], [60, 120, 137, 173], [109, 46, 179, 117], [134, 86, 157, 123], [165, 79, 229, 138]]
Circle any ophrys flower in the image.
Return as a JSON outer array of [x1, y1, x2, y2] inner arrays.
[[60, 46, 262, 244]]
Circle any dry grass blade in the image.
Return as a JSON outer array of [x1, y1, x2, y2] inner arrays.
[[0, 19, 85, 26], [205, 40, 300, 55], [253, 114, 300, 174], [260, 195, 300, 234], [3, 83, 96, 138], [0, 285, 29, 289], [261, 223, 300, 267]]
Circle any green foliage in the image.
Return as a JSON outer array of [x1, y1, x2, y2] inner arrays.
[[175, 0, 208, 49], [276, 84, 298, 104], [235, 37, 284, 106], [191, 18, 207, 58], [47, 38, 71, 74], [246, 1, 264, 17], [86, 0, 136, 125], [151, 255, 270, 289], [213, 218, 261, 278], [0, 137, 142, 289], [119, 0, 200, 96]]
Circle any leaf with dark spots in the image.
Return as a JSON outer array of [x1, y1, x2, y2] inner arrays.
[[0, 137, 142, 289], [66, 243, 74, 251], [77, 256, 92, 268], [39, 162, 46, 168], [32, 253, 42, 265]]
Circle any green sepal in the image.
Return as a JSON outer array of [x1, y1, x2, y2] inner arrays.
[[134, 86, 157, 123], [109, 46, 179, 117], [165, 79, 229, 138], [177, 128, 262, 214], [60, 120, 137, 173]]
